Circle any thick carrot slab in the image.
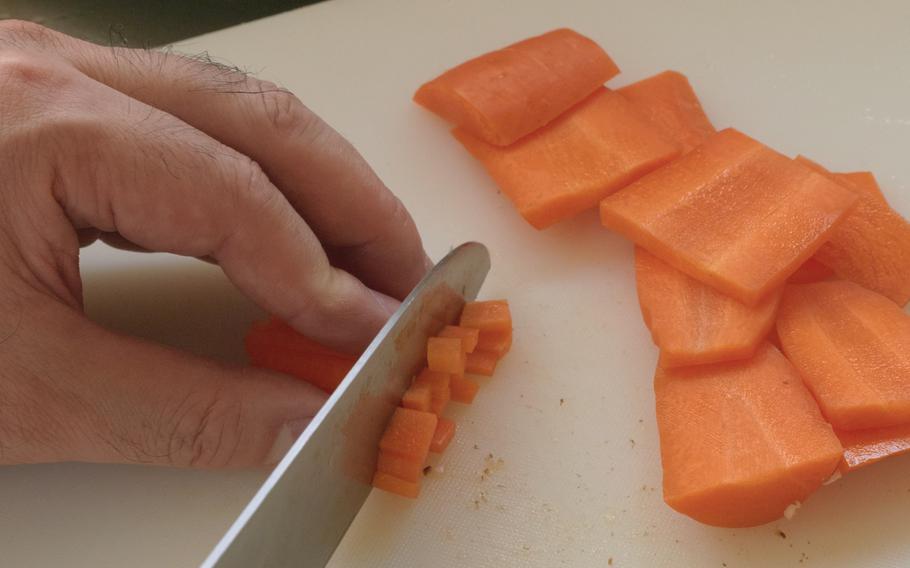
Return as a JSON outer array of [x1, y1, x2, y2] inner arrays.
[[430, 418, 456, 454], [456, 88, 680, 229], [618, 70, 715, 153], [414, 28, 619, 146], [600, 128, 858, 304], [372, 471, 420, 499], [655, 343, 842, 527], [438, 325, 479, 353], [836, 423, 910, 472], [777, 281, 910, 430], [245, 318, 356, 393], [635, 247, 782, 367]]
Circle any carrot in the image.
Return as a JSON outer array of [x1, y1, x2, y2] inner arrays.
[[787, 258, 834, 284], [465, 351, 499, 376], [413, 368, 451, 416], [438, 325, 479, 353], [455, 88, 681, 229], [372, 471, 421, 499], [655, 343, 842, 527], [401, 384, 432, 413], [836, 423, 910, 473], [430, 417, 456, 454], [795, 156, 887, 203], [460, 300, 512, 333], [618, 70, 715, 153], [475, 330, 512, 357], [378, 407, 438, 461], [776, 281, 910, 430], [244, 318, 356, 393], [635, 247, 783, 367], [450, 375, 481, 404], [414, 28, 619, 146], [427, 337, 466, 375], [376, 451, 424, 483], [600, 128, 858, 304]]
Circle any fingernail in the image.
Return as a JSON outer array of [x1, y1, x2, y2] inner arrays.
[[265, 417, 311, 465]]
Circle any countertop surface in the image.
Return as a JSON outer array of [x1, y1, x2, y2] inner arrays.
[[1, 1, 909, 566]]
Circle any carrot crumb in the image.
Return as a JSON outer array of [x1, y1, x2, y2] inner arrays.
[[777, 529, 787, 539]]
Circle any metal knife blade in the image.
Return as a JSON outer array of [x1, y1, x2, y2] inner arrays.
[[202, 242, 491, 568]]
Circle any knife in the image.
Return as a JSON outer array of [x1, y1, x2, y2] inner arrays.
[[201, 242, 491, 568]]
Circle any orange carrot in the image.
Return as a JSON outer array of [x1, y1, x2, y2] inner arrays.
[[401, 384, 432, 413], [465, 351, 499, 376], [427, 337, 466, 375], [776, 281, 910, 430], [618, 70, 715, 153], [450, 375, 481, 404], [455, 88, 681, 229], [656, 343, 842, 527], [475, 330, 512, 357], [430, 418, 456, 454], [438, 325, 479, 353], [413, 368, 451, 416], [600, 128, 858, 304], [414, 28, 619, 146], [834, 171, 887, 202], [635, 247, 783, 367], [376, 451, 424, 483], [836, 423, 910, 472], [379, 407, 438, 461], [787, 258, 834, 284], [460, 300, 512, 333], [372, 471, 421, 499]]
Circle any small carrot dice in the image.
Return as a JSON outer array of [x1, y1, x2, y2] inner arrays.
[[450, 375, 480, 404], [379, 407, 438, 461], [372, 471, 420, 499], [428, 337, 466, 375], [376, 451, 424, 482], [401, 384, 432, 412], [460, 300, 512, 333], [476, 329, 512, 357], [430, 418, 456, 453], [438, 325, 480, 353], [466, 351, 498, 376]]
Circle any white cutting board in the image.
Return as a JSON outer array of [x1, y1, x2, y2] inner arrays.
[[0, 0, 908, 566]]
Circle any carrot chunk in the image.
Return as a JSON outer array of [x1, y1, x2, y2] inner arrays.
[[777, 281, 910, 430], [455, 88, 681, 229], [379, 407, 438, 461], [465, 351, 498, 376], [600, 128, 858, 304], [414, 28, 619, 146], [413, 368, 451, 417], [401, 384, 432, 413], [427, 337, 466, 375], [430, 418, 456, 454], [438, 325, 480, 353], [460, 300, 512, 333], [450, 375, 481, 404], [376, 451, 424, 483], [656, 343, 842, 527], [372, 471, 421, 499], [475, 330, 512, 357], [618, 70, 715, 153], [787, 258, 834, 284], [635, 247, 782, 367], [836, 423, 910, 472]]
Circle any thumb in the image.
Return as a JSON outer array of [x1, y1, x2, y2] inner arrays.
[[2, 302, 326, 468]]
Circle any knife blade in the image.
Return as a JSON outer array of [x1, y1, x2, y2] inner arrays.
[[201, 242, 491, 568]]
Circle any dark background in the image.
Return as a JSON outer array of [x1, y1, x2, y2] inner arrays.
[[0, 0, 323, 47]]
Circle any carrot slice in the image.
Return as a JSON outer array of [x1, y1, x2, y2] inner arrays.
[[460, 300, 512, 333], [430, 418, 456, 454], [836, 423, 910, 472], [600, 128, 858, 304], [413, 368, 451, 416], [635, 247, 782, 367], [427, 337, 466, 375], [372, 471, 421, 499], [475, 330, 512, 357], [656, 343, 842, 527], [438, 325, 479, 353], [776, 281, 910, 430], [376, 451, 424, 483], [787, 258, 834, 284], [450, 375, 481, 404], [244, 318, 356, 393], [379, 407, 438, 461], [414, 28, 619, 146], [618, 70, 715, 153], [465, 351, 498, 376], [401, 384, 432, 413], [455, 88, 681, 229], [834, 171, 887, 203]]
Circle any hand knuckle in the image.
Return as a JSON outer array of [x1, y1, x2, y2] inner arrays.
[[0, 51, 58, 90], [257, 85, 326, 142], [159, 388, 244, 468]]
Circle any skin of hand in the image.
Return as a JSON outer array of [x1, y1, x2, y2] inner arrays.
[[0, 21, 431, 468]]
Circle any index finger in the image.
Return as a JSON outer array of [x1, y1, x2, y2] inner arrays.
[[22, 23, 431, 300]]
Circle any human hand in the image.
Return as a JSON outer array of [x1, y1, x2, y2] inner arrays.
[[0, 21, 430, 467]]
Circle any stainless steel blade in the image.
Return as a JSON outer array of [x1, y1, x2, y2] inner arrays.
[[202, 242, 491, 568]]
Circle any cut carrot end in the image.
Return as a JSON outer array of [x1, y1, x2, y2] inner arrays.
[[372, 471, 421, 499]]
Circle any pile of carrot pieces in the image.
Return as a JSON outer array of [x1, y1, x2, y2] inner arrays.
[[414, 29, 910, 527], [244, 300, 513, 499]]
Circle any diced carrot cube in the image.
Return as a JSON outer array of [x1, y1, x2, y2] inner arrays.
[[465, 351, 498, 376], [427, 337, 466, 375], [438, 325, 480, 353], [430, 418, 456, 454], [413, 368, 451, 416], [401, 384, 432, 412], [372, 471, 420, 499], [476, 329, 512, 357], [376, 451, 424, 482], [460, 300, 512, 333], [450, 375, 480, 404], [378, 407, 438, 461]]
